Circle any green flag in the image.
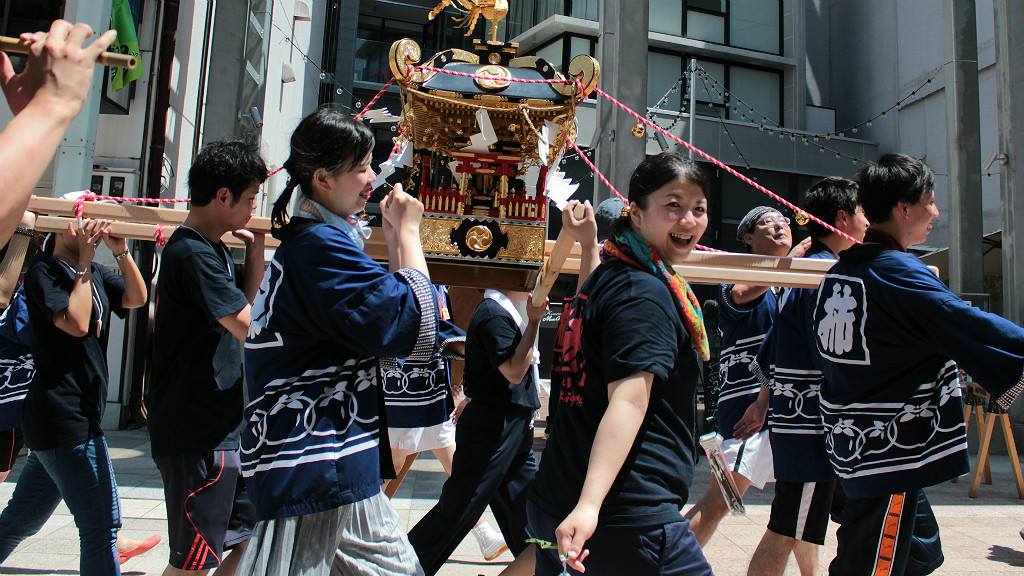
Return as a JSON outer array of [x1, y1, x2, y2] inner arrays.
[[110, 0, 143, 91]]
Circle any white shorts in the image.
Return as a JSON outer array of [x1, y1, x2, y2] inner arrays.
[[388, 420, 456, 453], [721, 430, 775, 489]]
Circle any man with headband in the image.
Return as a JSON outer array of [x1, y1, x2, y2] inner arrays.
[[684, 205, 810, 558]]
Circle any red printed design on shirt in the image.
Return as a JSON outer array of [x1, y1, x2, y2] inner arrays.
[[554, 293, 587, 407]]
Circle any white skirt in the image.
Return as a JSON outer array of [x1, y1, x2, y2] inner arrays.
[[387, 419, 456, 453]]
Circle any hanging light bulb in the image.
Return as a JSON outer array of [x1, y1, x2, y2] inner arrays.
[[319, 72, 326, 80], [835, 153, 841, 159], [851, 127, 859, 134], [866, 121, 873, 127]]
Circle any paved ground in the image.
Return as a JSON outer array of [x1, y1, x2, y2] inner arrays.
[[0, 429, 1022, 575]]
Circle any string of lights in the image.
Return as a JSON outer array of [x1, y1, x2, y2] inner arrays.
[[696, 61, 949, 140], [269, 19, 359, 113], [694, 67, 868, 166], [647, 66, 697, 134], [697, 71, 752, 171]]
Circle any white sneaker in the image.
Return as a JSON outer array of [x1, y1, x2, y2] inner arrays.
[[471, 523, 508, 561]]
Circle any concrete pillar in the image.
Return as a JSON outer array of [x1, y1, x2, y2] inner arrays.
[[594, 0, 648, 203], [52, 1, 113, 195], [943, 0, 984, 296], [994, 0, 1024, 431]]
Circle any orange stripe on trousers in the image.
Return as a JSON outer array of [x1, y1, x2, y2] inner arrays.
[[872, 493, 906, 576]]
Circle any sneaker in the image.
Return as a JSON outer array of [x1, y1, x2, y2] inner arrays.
[[471, 523, 508, 561]]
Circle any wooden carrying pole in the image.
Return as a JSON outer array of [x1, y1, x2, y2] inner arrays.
[[26, 195, 938, 289], [531, 202, 587, 302], [32, 216, 274, 251], [0, 35, 138, 69]]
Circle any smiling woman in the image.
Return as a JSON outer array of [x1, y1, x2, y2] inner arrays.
[[527, 152, 715, 576], [623, 152, 710, 266], [238, 109, 448, 576]]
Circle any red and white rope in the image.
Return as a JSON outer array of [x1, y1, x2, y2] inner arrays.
[[392, 64, 858, 244], [354, 78, 396, 121]]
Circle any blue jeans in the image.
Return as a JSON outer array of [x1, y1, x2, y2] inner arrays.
[[0, 436, 121, 575]]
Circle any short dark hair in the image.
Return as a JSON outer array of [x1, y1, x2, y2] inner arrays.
[[188, 140, 268, 207], [628, 152, 710, 209], [616, 152, 710, 233], [802, 177, 859, 239], [856, 154, 934, 224]]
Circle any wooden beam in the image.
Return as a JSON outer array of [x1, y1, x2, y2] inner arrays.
[[28, 196, 936, 288], [27, 196, 273, 233], [34, 216, 281, 250]]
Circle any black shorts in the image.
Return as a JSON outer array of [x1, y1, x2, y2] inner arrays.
[[0, 428, 24, 472], [767, 479, 836, 545], [829, 489, 944, 576], [155, 450, 255, 571]]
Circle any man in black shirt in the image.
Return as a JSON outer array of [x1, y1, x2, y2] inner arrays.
[[147, 140, 266, 575], [0, 214, 148, 574], [408, 289, 545, 575]]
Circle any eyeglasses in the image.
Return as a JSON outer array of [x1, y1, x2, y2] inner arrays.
[[757, 215, 791, 227]]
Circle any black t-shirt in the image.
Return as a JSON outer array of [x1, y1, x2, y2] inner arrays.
[[464, 298, 541, 411], [530, 260, 701, 528], [147, 227, 249, 456], [22, 255, 126, 450]]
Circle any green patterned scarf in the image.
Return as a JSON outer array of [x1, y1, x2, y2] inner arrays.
[[602, 227, 710, 361]]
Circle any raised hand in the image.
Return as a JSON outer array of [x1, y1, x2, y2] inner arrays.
[[788, 236, 812, 258], [380, 183, 424, 233], [562, 200, 597, 245], [0, 21, 118, 118], [69, 218, 107, 267], [526, 294, 549, 323]]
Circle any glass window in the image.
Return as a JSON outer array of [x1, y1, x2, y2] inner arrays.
[[730, 0, 781, 54], [650, 0, 682, 35], [569, 36, 592, 59], [686, 10, 725, 43], [691, 60, 725, 105], [729, 66, 781, 125], [569, 0, 599, 20], [721, 168, 791, 223], [535, 37, 564, 69], [648, 51, 682, 110], [688, 0, 725, 12], [2, 0, 63, 70]]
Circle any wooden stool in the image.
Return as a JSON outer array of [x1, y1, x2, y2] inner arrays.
[[967, 383, 1024, 499], [954, 380, 991, 484]]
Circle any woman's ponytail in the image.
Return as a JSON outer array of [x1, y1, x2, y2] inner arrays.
[[271, 178, 299, 228]]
